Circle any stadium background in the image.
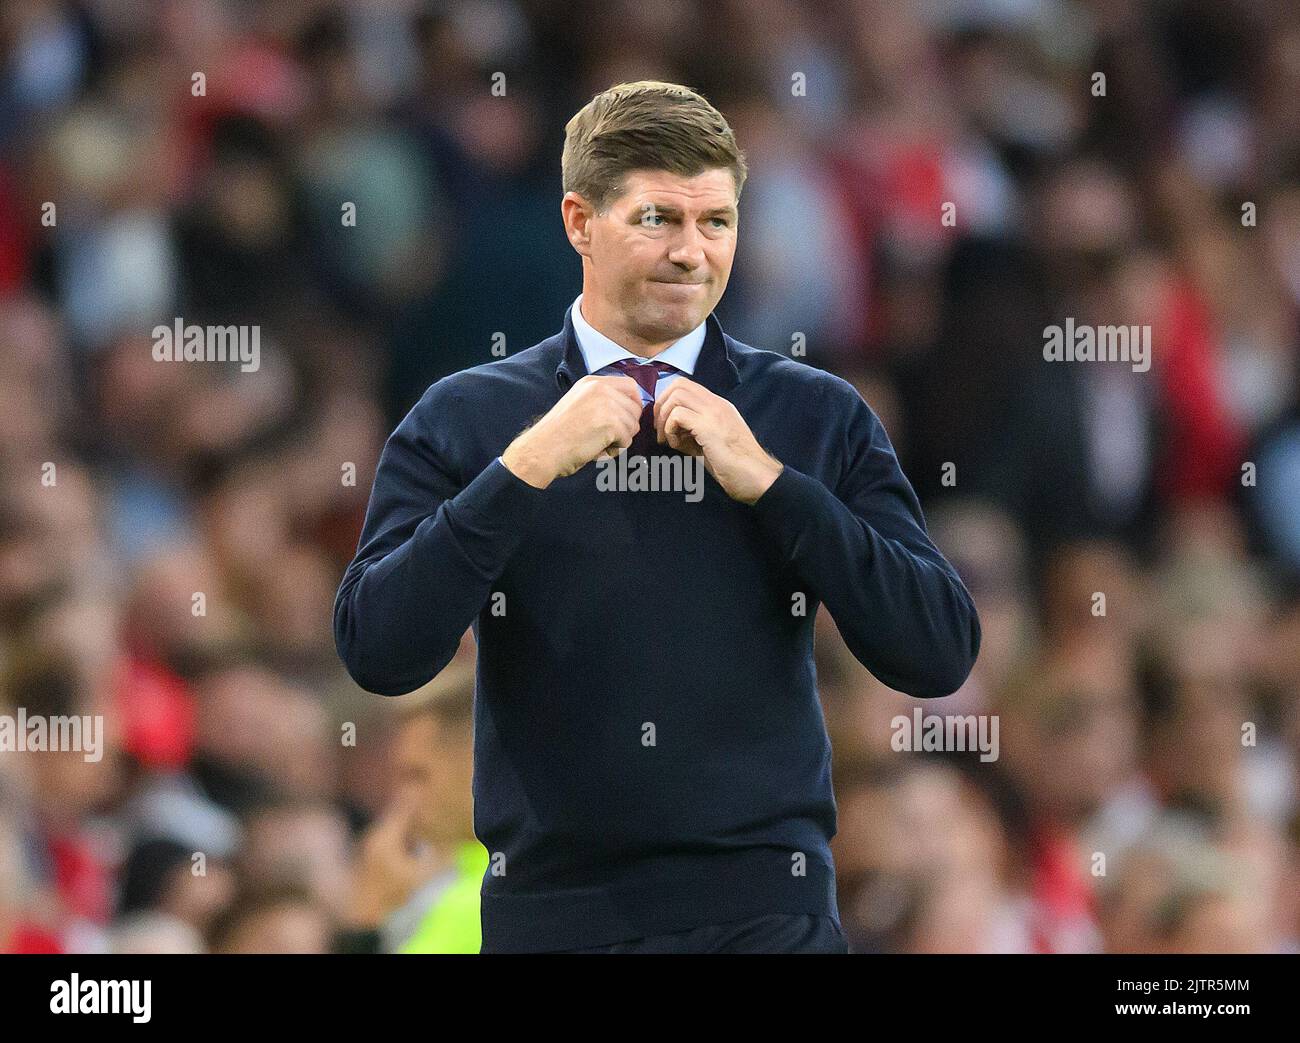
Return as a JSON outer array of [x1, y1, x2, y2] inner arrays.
[[2, 0, 1300, 953]]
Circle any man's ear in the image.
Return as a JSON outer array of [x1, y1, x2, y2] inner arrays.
[[561, 192, 595, 257]]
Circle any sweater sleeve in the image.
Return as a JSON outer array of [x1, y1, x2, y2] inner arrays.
[[749, 384, 980, 698], [333, 382, 544, 695]]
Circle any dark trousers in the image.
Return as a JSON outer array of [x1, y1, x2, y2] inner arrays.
[[553, 914, 848, 954]]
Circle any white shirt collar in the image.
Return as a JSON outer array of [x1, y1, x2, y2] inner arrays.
[[569, 293, 705, 375]]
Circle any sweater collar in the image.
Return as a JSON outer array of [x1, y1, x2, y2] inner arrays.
[[569, 294, 706, 376], [555, 303, 740, 395]]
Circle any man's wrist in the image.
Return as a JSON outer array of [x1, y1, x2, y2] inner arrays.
[[739, 453, 784, 505], [501, 433, 557, 490]]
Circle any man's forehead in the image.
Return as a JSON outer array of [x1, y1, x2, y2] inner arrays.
[[619, 168, 737, 208]]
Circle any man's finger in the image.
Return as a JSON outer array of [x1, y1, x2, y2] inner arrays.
[[662, 403, 704, 454], [604, 374, 645, 406], [654, 381, 705, 441], [597, 438, 631, 461], [373, 793, 421, 845]]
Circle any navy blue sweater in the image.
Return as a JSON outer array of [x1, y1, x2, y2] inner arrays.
[[334, 308, 980, 952]]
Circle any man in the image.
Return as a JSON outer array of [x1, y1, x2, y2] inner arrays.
[[336, 661, 488, 954], [334, 81, 980, 953]]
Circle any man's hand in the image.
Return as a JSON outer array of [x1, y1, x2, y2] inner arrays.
[[653, 378, 783, 504], [344, 795, 442, 930], [501, 375, 644, 489]]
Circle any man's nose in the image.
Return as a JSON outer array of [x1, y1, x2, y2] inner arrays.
[[666, 222, 706, 268]]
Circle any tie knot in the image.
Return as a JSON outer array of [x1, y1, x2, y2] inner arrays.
[[611, 358, 677, 375], [610, 358, 678, 398]]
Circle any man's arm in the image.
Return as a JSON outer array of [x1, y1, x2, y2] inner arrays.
[[750, 385, 981, 698], [333, 383, 544, 696]]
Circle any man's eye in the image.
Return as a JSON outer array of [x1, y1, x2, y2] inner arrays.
[[642, 213, 664, 226], [709, 217, 729, 228]]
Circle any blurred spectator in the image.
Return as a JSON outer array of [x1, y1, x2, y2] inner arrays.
[[337, 661, 485, 954], [1, 0, 1297, 953]]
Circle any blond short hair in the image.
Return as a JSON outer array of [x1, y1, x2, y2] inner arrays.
[[562, 80, 747, 213]]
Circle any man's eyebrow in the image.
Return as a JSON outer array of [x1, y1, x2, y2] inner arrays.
[[634, 202, 738, 219]]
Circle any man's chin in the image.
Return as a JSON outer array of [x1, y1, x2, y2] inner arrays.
[[635, 304, 710, 343]]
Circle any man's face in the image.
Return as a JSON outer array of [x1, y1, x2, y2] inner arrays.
[[394, 714, 474, 843], [565, 167, 738, 348]]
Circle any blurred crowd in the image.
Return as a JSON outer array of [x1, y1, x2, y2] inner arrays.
[[2, 0, 1300, 953]]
